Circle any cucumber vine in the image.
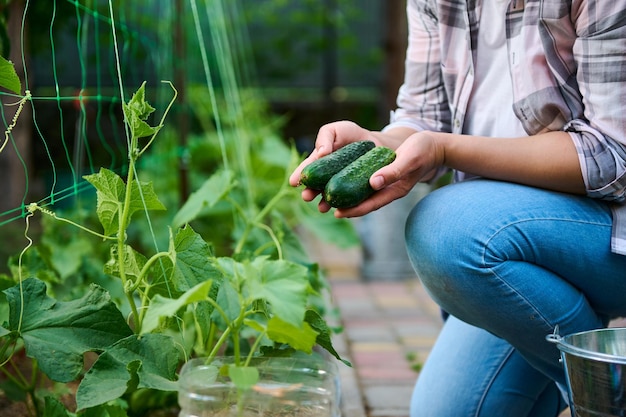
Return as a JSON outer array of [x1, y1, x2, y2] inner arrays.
[[0, 81, 346, 416], [26, 81, 174, 332]]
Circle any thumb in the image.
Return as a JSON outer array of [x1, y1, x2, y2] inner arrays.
[[369, 161, 398, 190], [370, 173, 386, 190], [369, 152, 406, 190]]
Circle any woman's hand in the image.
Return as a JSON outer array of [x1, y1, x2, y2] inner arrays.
[[289, 121, 379, 212], [289, 121, 375, 187], [289, 121, 431, 216], [333, 130, 443, 218]]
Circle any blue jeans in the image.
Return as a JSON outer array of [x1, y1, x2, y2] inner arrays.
[[404, 179, 626, 417]]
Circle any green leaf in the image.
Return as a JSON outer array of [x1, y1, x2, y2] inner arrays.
[[141, 279, 213, 334], [81, 403, 128, 417], [246, 258, 309, 327], [47, 236, 93, 280], [212, 277, 241, 323], [76, 333, 180, 410], [128, 115, 161, 140], [84, 168, 125, 236], [125, 82, 155, 120], [305, 310, 351, 366], [122, 81, 161, 139], [0, 55, 21, 94], [172, 169, 235, 228], [42, 396, 74, 417], [167, 225, 221, 293], [84, 168, 166, 236], [228, 365, 259, 391], [128, 178, 166, 213], [3, 278, 133, 382], [296, 201, 360, 249], [243, 317, 266, 334], [8, 247, 60, 285], [103, 244, 147, 281], [267, 316, 318, 353]]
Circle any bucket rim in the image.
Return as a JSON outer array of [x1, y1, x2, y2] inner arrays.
[[549, 327, 626, 365]]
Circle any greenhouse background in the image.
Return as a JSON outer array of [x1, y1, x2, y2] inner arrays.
[[0, 2, 423, 416], [0, 0, 407, 271]]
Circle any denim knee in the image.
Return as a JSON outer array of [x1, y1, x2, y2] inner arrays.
[[404, 182, 484, 309]]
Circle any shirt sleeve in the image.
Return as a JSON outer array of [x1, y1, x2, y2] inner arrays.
[[383, 0, 452, 134], [565, 2, 626, 203], [567, 121, 626, 203]]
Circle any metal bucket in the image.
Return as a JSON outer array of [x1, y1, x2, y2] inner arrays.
[[547, 328, 626, 417]]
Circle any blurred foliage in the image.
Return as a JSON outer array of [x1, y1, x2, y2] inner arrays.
[[243, 0, 383, 86]]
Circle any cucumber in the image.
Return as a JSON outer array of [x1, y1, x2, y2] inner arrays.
[[324, 146, 396, 208], [299, 140, 376, 190]]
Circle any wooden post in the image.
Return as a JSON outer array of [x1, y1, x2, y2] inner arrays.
[[382, 0, 408, 117]]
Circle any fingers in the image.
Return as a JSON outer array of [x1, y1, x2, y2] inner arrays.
[[288, 122, 347, 187], [289, 121, 369, 187], [314, 124, 340, 158], [301, 187, 320, 202], [301, 189, 332, 213], [289, 148, 319, 186], [290, 120, 408, 216], [368, 133, 437, 192], [368, 144, 413, 191], [333, 181, 410, 218]]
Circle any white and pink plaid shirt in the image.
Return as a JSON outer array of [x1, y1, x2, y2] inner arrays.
[[386, 0, 626, 255]]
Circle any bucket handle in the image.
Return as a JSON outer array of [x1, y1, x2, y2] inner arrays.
[[545, 325, 562, 345]]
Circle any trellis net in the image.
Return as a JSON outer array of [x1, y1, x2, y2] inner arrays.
[[0, 0, 265, 265], [0, 0, 381, 276]]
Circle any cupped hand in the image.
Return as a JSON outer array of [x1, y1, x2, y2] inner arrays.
[[288, 121, 377, 188], [332, 130, 444, 218], [289, 121, 378, 211]]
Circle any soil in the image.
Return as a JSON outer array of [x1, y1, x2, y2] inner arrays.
[[0, 395, 29, 417]]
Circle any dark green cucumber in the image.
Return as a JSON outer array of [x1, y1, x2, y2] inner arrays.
[[299, 140, 376, 190], [324, 146, 396, 208]]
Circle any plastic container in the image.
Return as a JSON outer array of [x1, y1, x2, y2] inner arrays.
[[178, 356, 340, 417]]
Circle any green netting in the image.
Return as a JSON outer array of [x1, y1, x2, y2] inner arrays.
[[0, 0, 250, 225], [0, 0, 275, 281]]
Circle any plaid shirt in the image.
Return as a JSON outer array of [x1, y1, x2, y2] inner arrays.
[[386, 0, 626, 255]]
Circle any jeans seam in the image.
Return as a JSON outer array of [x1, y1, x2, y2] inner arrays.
[[477, 218, 596, 330], [475, 344, 516, 417]]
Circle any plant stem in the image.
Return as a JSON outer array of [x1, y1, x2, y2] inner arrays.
[[244, 330, 267, 367], [254, 186, 288, 224], [232, 187, 288, 256], [207, 325, 231, 362], [118, 82, 178, 332], [0, 360, 26, 388], [119, 149, 140, 330], [27, 204, 115, 241], [253, 222, 282, 259], [129, 251, 171, 294]]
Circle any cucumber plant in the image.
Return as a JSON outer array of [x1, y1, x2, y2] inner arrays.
[[0, 82, 347, 417]]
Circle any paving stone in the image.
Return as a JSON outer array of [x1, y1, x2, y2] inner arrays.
[[345, 326, 396, 343], [331, 282, 371, 298], [335, 299, 380, 317], [375, 295, 420, 309], [400, 335, 439, 349], [304, 232, 444, 417], [362, 384, 415, 417], [350, 341, 401, 352], [395, 324, 442, 340]]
